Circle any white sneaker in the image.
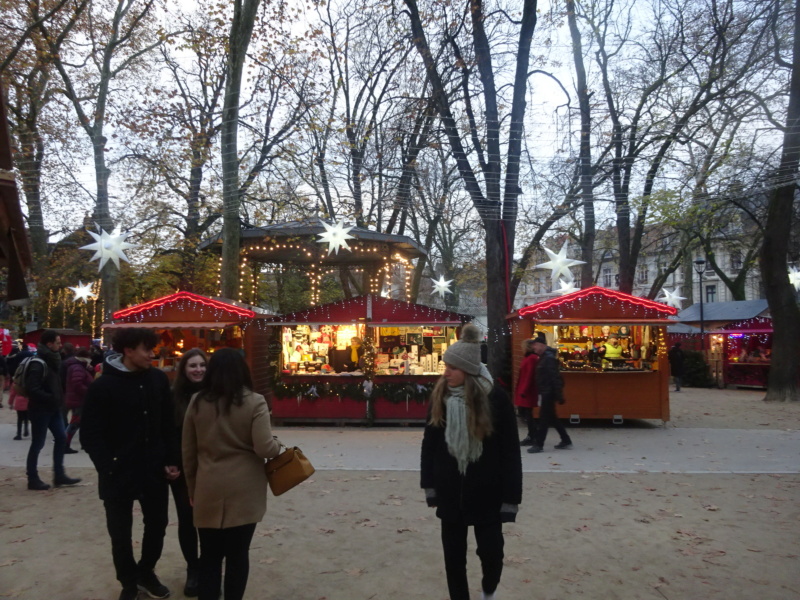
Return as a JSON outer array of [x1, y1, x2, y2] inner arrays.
[[481, 593, 495, 600]]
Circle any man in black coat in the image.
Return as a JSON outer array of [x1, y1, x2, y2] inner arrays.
[[528, 332, 572, 453], [82, 328, 180, 600], [668, 342, 685, 391], [24, 330, 81, 490]]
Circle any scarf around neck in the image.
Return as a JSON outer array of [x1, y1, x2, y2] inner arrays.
[[444, 367, 494, 474]]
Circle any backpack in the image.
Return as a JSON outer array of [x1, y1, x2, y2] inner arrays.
[[12, 356, 47, 396]]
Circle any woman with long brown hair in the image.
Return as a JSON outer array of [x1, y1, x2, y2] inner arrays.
[[182, 348, 281, 600], [421, 324, 522, 600], [170, 348, 207, 597]]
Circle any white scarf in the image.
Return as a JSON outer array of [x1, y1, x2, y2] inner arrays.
[[444, 366, 494, 474]]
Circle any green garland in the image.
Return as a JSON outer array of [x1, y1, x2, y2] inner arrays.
[[272, 379, 434, 404]]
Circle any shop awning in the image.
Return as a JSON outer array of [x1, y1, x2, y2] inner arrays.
[[509, 286, 678, 321], [267, 295, 472, 326], [103, 321, 240, 329], [714, 328, 773, 334], [532, 318, 678, 325]]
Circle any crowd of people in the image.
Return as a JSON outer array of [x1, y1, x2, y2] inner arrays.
[[5, 324, 550, 600]]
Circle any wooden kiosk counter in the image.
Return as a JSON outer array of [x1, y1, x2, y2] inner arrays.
[[508, 287, 678, 423], [264, 294, 472, 424]]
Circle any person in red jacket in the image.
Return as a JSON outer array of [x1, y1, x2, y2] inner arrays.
[[514, 338, 539, 446], [64, 347, 94, 453]]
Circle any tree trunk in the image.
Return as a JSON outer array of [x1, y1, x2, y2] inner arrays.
[[760, 0, 800, 402], [220, 0, 261, 300], [567, 0, 594, 287]]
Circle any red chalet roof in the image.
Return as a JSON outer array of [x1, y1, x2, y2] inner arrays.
[[511, 286, 677, 322], [113, 291, 256, 322], [268, 295, 472, 326]]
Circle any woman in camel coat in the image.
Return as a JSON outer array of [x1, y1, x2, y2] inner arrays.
[[182, 348, 281, 600]]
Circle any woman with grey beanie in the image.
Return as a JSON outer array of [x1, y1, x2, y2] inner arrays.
[[420, 323, 522, 600]]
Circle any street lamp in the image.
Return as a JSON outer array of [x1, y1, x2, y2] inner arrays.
[[693, 258, 706, 353]]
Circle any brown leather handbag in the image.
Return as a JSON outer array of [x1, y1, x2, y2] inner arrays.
[[264, 445, 315, 496]]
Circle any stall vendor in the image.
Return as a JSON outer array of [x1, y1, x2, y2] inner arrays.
[[602, 334, 623, 363], [342, 337, 365, 372]]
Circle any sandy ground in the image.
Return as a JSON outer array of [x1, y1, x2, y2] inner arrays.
[[0, 387, 799, 600]]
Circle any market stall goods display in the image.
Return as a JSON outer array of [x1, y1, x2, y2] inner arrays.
[[508, 287, 677, 423]]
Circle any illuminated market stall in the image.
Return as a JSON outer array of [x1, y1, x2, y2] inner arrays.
[[508, 287, 677, 423], [105, 291, 274, 397], [264, 294, 472, 424], [716, 316, 773, 388]]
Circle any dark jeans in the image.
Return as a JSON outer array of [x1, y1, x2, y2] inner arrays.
[[65, 407, 82, 446], [198, 523, 257, 600], [16, 410, 30, 436], [534, 398, 571, 448], [517, 406, 537, 439], [440, 519, 504, 600], [103, 481, 169, 589], [26, 410, 66, 481], [673, 375, 682, 391], [169, 473, 199, 570]]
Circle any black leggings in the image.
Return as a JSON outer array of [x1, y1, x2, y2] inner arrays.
[[169, 474, 198, 571], [16, 410, 29, 436], [440, 519, 504, 600], [197, 523, 257, 600]]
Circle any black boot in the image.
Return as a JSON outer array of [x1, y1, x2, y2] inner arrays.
[[184, 567, 199, 597], [28, 478, 51, 491], [53, 474, 81, 487]]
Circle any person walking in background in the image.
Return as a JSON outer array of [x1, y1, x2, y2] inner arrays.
[[24, 330, 81, 490], [82, 328, 179, 600], [64, 347, 94, 454], [9, 386, 30, 439], [0, 352, 8, 408], [514, 338, 540, 446], [182, 348, 281, 600], [421, 324, 522, 600], [528, 332, 572, 454], [171, 348, 207, 597], [668, 342, 685, 392]]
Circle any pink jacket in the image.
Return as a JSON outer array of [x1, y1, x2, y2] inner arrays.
[[65, 358, 94, 410], [9, 387, 29, 412]]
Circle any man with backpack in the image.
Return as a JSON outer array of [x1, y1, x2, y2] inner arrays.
[[23, 329, 81, 491]]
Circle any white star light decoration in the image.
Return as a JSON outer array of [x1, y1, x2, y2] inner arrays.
[[554, 278, 579, 295], [68, 281, 95, 303], [789, 266, 800, 291], [431, 275, 453, 298], [660, 286, 686, 309], [80, 225, 136, 271], [317, 220, 355, 255], [536, 242, 586, 282]]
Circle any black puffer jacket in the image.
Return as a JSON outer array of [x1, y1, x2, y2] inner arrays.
[[25, 343, 63, 413], [536, 346, 564, 401], [81, 354, 177, 500], [420, 386, 522, 524]]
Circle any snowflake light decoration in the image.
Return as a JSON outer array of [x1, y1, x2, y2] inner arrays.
[[535, 242, 586, 282], [317, 219, 355, 255], [554, 278, 579, 295], [80, 225, 136, 271], [789, 266, 800, 291], [68, 281, 95, 303], [660, 286, 686, 309], [431, 275, 453, 298]]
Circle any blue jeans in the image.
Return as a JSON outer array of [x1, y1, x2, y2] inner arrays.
[[26, 410, 66, 481]]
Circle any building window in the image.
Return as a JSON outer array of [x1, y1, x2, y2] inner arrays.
[[614, 273, 620, 287], [545, 278, 553, 293], [533, 277, 541, 294], [638, 264, 649, 284], [705, 284, 716, 303], [603, 267, 613, 287], [730, 251, 742, 272]]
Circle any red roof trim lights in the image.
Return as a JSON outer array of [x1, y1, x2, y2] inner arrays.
[[517, 286, 677, 317], [113, 292, 255, 320]]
